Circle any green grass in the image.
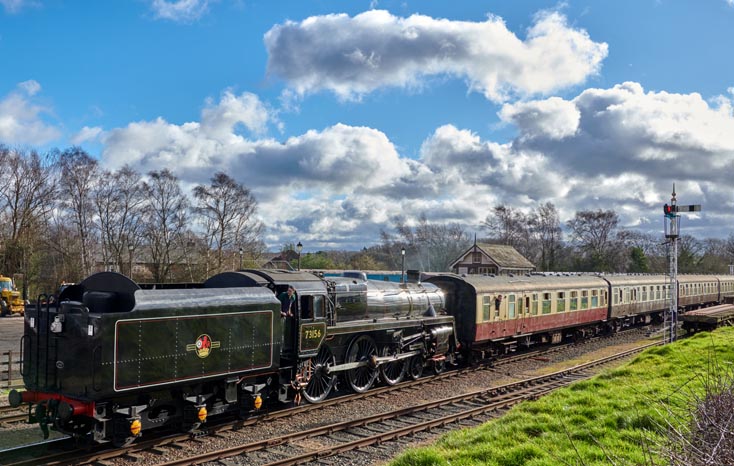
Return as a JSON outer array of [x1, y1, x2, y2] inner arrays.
[[390, 328, 734, 466]]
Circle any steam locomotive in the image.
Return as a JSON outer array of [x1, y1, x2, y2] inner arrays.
[[10, 269, 734, 446], [10, 270, 453, 446]]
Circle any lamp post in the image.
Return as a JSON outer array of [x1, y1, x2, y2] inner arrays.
[[401, 247, 406, 284], [238, 247, 244, 270], [128, 244, 134, 280], [296, 242, 303, 271]]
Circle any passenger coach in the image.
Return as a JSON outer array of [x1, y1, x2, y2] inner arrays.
[[424, 274, 610, 357]]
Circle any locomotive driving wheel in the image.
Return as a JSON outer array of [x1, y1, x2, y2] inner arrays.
[[345, 335, 379, 393], [408, 355, 424, 380], [379, 346, 406, 386], [301, 344, 336, 403]]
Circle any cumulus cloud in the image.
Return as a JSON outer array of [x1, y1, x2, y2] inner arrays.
[[71, 126, 104, 145], [264, 10, 607, 101], [150, 0, 210, 23], [98, 81, 734, 248], [505, 82, 734, 181], [0, 81, 61, 145]]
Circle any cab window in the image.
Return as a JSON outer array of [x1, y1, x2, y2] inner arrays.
[[300, 295, 325, 320]]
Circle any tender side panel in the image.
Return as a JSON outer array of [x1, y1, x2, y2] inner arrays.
[[114, 311, 274, 391]]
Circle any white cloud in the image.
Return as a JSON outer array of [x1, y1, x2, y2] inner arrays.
[[0, 81, 61, 145], [18, 80, 41, 96], [70, 126, 104, 145], [264, 10, 607, 102], [98, 81, 734, 248], [499, 96, 580, 140], [150, 0, 210, 23]]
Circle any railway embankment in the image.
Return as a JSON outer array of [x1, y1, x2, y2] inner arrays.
[[391, 326, 734, 466]]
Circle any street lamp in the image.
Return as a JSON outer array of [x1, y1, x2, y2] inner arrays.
[[296, 242, 303, 271], [128, 244, 134, 280], [238, 247, 244, 270], [401, 247, 406, 284]]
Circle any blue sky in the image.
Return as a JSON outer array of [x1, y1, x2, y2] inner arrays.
[[2, 0, 734, 250]]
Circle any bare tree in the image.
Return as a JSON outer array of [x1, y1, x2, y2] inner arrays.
[[57, 147, 100, 276], [528, 202, 562, 271], [481, 205, 527, 247], [566, 209, 621, 271], [0, 147, 58, 298], [94, 166, 145, 276], [142, 169, 189, 282], [389, 214, 471, 272], [193, 172, 264, 274], [0, 147, 57, 276]]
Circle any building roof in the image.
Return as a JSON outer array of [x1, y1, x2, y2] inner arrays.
[[476, 243, 535, 269], [449, 243, 535, 270]]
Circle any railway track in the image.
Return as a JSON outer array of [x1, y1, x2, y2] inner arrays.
[[3, 338, 659, 465], [145, 342, 661, 466], [0, 405, 26, 426]]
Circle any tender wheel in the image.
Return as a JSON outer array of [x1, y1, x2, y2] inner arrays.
[[432, 359, 446, 375], [408, 355, 424, 380], [379, 346, 406, 386], [345, 335, 379, 393], [301, 345, 336, 403]]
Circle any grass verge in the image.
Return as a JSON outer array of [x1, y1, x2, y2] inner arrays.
[[390, 327, 734, 466]]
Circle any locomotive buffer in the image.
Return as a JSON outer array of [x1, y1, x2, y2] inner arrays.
[[663, 183, 701, 343]]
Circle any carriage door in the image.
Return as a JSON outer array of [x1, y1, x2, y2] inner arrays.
[[514, 293, 529, 334], [298, 294, 327, 358]]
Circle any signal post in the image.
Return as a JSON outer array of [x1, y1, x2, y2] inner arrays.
[[663, 184, 701, 343]]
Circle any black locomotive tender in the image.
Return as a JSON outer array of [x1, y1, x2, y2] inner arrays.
[[11, 268, 734, 446], [11, 270, 453, 446]]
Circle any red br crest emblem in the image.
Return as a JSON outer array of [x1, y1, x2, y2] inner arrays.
[[186, 334, 221, 358]]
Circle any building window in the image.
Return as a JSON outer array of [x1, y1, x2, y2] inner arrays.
[[472, 252, 482, 263]]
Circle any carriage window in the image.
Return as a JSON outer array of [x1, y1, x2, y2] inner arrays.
[[591, 289, 599, 307], [557, 292, 566, 312], [570, 291, 578, 311], [613, 288, 618, 305], [542, 293, 551, 314], [508, 295, 516, 318], [642, 287, 647, 301], [482, 295, 491, 321], [532, 294, 538, 315], [581, 290, 589, 309], [624, 288, 630, 304], [603, 290, 608, 306], [656, 286, 661, 300]]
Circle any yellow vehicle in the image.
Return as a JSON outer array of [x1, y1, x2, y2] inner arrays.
[[0, 275, 24, 316]]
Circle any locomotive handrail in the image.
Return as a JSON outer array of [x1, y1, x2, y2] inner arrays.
[[19, 335, 26, 377]]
